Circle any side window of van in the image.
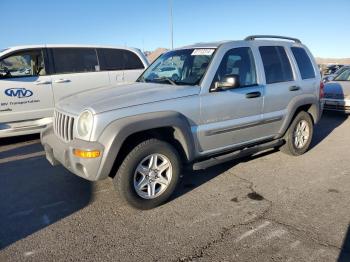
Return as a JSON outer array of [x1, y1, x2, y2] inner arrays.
[[0, 49, 45, 79], [52, 48, 98, 74], [123, 50, 145, 70], [259, 46, 294, 84], [97, 49, 144, 71]]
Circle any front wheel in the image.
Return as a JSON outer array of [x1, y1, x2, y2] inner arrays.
[[113, 139, 181, 209], [280, 111, 314, 156]]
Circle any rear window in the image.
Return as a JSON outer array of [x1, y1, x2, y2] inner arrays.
[[291, 47, 315, 79], [259, 46, 294, 84], [52, 48, 98, 74], [97, 48, 144, 71]]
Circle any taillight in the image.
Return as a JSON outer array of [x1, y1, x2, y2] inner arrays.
[[319, 81, 324, 99]]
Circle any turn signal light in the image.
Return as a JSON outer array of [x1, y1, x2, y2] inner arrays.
[[74, 149, 101, 158]]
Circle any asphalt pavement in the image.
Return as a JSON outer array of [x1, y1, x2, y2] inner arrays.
[[0, 112, 350, 262]]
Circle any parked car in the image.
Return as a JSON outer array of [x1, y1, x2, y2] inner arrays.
[[324, 64, 344, 76], [42, 35, 323, 209], [152, 65, 181, 81], [322, 65, 349, 83], [0, 45, 149, 137], [323, 68, 350, 113]]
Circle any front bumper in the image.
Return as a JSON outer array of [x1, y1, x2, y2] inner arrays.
[[41, 125, 105, 181], [322, 98, 350, 113]]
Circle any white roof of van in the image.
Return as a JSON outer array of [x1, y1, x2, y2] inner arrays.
[[0, 44, 143, 56]]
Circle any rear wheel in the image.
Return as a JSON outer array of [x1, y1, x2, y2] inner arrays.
[[280, 111, 313, 156], [113, 139, 181, 209]]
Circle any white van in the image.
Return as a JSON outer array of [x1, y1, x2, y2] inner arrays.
[[0, 45, 149, 137]]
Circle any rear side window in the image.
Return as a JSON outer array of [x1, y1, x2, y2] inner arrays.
[[52, 48, 98, 74], [259, 46, 294, 84], [291, 47, 315, 79], [97, 49, 144, 71], [123, 50, 145, 70]]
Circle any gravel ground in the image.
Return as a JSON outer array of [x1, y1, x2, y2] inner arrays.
[[0, 112, 349, 262]]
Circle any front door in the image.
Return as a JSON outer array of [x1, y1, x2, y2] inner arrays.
[[0, 49, 53, 124], [198, 47, 264, 153]]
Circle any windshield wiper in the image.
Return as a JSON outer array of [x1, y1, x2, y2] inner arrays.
[[152, 77, 177, 86], [136, 76, 146, 83]]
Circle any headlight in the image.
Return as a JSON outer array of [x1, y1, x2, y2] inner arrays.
[[77, 110, 94, 138]]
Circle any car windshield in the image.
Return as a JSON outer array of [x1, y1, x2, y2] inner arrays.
[[334, 68, 350, 81], [334, 66, 349, 76], [137, 48, 215, 86]]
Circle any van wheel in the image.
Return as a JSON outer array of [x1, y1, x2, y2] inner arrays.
[[280, 111, 313, 156], [113, 139, 181, 209]]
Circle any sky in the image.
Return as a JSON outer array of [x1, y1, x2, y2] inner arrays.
[[1, 0, 349, 58]]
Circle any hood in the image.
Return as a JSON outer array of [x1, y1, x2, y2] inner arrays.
[[57, 82, 200, 114], [324, 81, 350, 99]]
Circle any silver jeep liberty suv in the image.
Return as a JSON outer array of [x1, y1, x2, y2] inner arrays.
[[42, 35, 323, 209]]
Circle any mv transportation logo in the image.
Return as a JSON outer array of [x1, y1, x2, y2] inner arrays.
[[4, 88, 33, 98]]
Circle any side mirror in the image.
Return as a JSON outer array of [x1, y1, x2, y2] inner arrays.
[[212, 74, 240, 91]]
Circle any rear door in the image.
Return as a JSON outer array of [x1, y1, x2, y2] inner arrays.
[[259, 45, 300, 136], [50, 48, 110, 102], [96, 48, 126, 86], [0, 48, 53, 123], [122, 50, 147, 82]]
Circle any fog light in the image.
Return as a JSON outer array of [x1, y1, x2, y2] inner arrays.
[[74, 149, 101, 158]]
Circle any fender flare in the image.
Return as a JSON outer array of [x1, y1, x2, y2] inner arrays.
[[278, 94, 321, 136], [96, 111, 196, 179]]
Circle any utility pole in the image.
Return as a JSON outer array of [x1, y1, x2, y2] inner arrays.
[[169, 0, 174, 49]]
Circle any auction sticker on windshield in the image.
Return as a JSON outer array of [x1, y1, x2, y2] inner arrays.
[[191, 49, 215, 56]]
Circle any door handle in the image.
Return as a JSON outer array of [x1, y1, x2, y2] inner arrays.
[[35, 80, 52, 85], [289, 85, 301, 91], [245, 91, 261, 99], [54, 79, 71, 83]]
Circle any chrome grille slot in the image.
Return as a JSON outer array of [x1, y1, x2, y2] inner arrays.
[[53, 110, 75, 142]]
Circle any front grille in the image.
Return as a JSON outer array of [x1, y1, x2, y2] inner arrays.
[[53, 111, 75, 142]]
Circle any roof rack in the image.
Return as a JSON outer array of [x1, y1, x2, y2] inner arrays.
[[244, 35, 301, 44]]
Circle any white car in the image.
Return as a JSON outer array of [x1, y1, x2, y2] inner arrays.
[[323, 68, 350, 113], [154, 65, 180, 80], [0, 45, 149, 137], [322, 65, 350, 83]]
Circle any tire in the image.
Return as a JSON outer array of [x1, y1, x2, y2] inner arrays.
[[280, 111, 314, 156], [113, 138, 181, 209]]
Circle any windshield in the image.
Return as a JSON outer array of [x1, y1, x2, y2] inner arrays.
[[334, 66, 349, 76], [334, 68, 350, 81], [137, 48, 215, 86]]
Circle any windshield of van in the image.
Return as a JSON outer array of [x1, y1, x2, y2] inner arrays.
[[137, 48, 215, 86]]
